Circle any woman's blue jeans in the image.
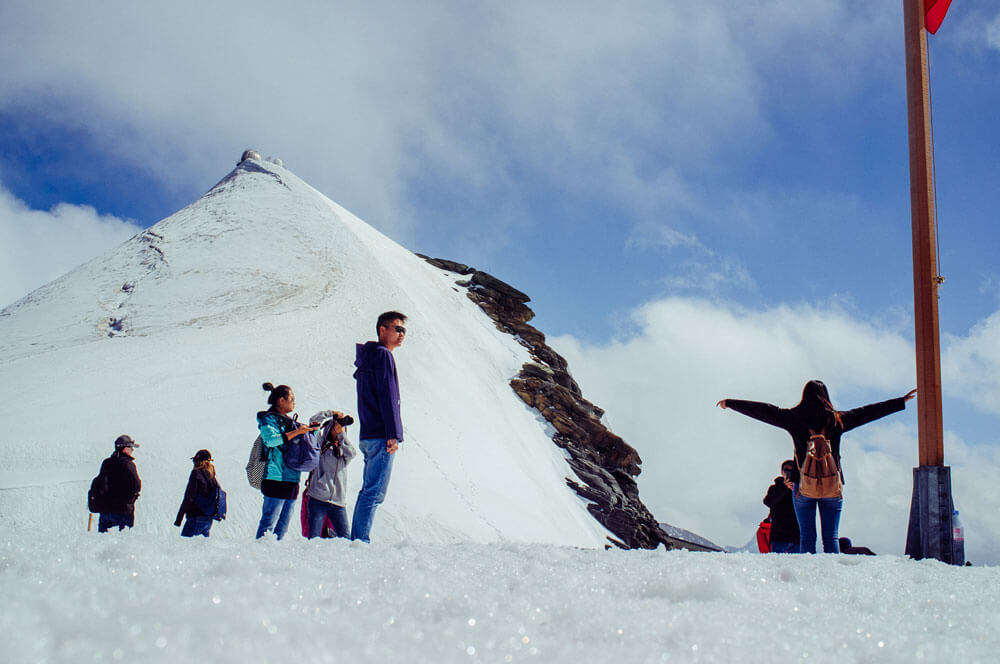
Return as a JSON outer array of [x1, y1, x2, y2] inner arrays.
[[181, 515, 213, 538], [350, 438, 395, 543], [793, 490, 843, 553], [256, 496, 297, 540]]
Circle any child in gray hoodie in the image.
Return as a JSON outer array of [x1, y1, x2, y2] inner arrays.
[[304, 410, 357, 539]]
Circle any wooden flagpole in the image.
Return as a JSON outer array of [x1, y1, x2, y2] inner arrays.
[[902, 0, 959, 564], [904, 0, 945, 467]]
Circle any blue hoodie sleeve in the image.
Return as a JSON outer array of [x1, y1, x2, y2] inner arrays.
[[375, 349, 404, 441]]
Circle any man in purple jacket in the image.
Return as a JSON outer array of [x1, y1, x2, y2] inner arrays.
[[350, 310, 406, 542]]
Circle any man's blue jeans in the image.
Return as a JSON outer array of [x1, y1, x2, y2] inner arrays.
[[308, 497, 349, 539], [793, 490, 843, 553], [351, 438, 395, 543], [256, 496, 296, 540], [181, 515, 213, 538], [98, 513, 133, 533]]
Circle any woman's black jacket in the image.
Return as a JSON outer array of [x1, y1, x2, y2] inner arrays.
[[174, 467, 220, 525], [726, 397, 906, 484]]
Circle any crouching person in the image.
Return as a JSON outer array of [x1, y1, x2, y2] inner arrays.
[[763, 460, 800, 553], [305, 411, 357, 539], [175, 449, 222, 537]]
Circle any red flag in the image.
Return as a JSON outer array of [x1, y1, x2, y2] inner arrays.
[[926, 0, 953, 34]]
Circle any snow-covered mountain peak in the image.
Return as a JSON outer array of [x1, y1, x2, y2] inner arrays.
[[0, 155, 616, 548], [1, 157, 414, 353]]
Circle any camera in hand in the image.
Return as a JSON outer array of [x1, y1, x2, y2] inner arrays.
[[315, 413, 354, 429]]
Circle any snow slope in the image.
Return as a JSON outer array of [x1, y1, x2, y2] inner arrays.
[[0, 157, 609, 547]]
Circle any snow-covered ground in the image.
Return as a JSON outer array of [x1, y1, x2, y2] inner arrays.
[[3, 157, 996, 663], [4, 528, 997, 663]]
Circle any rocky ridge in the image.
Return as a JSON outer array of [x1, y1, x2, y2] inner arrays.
[[417, 255, 673, 550]]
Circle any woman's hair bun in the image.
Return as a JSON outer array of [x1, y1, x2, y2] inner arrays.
[[262, 382, 275, 392]]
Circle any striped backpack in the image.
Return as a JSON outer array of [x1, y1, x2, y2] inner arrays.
[[245, 436, 267, 490]]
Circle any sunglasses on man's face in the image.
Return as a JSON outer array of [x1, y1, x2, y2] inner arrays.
[[393, 326, 406, 334]]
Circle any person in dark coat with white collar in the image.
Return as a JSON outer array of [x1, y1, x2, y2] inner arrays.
[[97, 435, 142, 533]]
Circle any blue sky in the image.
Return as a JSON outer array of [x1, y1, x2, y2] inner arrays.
[[3, 2, 1000, 557]]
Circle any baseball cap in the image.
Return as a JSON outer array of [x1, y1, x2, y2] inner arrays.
[[114, 434, 139, 449]]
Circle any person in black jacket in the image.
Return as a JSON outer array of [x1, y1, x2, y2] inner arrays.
[[763, 459, 800, 553], [175, 449, 221, 537], [718, 380, 916, 553], [97, 435, 142, 533]]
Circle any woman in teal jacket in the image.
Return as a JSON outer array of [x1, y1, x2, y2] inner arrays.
[[255, 382, 316, 540]]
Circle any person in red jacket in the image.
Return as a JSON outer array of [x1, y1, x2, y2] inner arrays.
[[718, 380, 916, 553]]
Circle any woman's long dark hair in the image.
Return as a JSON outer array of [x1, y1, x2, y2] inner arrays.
[[195, 458, 216, 478], [262, 382, 292, 408], [795, 379, 843, 430]]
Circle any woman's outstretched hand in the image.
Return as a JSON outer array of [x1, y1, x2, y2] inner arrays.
[[716, 400, 727, 409], [904, 388, 917, 401]]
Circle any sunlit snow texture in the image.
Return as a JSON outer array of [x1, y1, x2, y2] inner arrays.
[[3, 530, 997, 663]]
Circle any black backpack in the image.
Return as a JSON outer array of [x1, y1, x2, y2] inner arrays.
[[88, 473, 109, 513], [194, 487, 228, 521]]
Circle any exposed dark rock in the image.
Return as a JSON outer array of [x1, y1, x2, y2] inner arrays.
[[520, 362, 554, 380], [415, 255, 476, 275], [107, 316, 127, 337], [418, 254, 675, 551], [470, 271, 530, 302], [659, 522, 724, 552]]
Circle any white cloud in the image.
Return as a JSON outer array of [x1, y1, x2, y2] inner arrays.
[[988, 12, 1000, 51], [0, 2, 897, 247], [552, 295, 1000, 563], [659, 255, 757, 295], [626, 221, 757, 296], [943, 311, 1000, 415], [627, 222, 705, 253], [0, 182, 141, 308]]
